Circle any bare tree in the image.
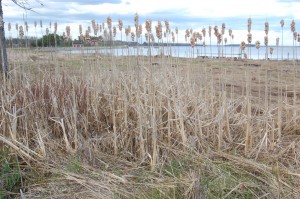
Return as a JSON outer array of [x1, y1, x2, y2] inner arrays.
[[0, 0, 43, 77]]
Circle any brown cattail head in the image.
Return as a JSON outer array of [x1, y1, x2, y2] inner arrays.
[[247, 17, 252, 33], [151, 33, 155, 42], [228, 29, 232, 36], [79, 24, 82, 34], [247, 33, 252, 44], [217, 33, 222, 44], [276, 37, 280, 46], [270, 47, 274, 55], [224, 37, 227, 44], [232, 34, 234, 40], [54, 22, 57, 33], [255, 40, 260, 49], [208, 26, 212, 37], [8, 22, 11, 31], [265, 21, 269, 35], [118, 19, 123, 31], [138, 24, 142, 37], [145, 32, 149, 41], [19, 25, 24, 38], [221, 23, 225, 35], [165, 20, 170, 33], [125, 28, 129, 36], [293, 31, 297, 40], [264, 36, 268, 46], [49, 22, 52, 30], [240, 41, 246, 50], [107, 16, 112, 30], [40, 20, 42, 28], [66, 26, 71, 37], [172, 31, 175, 42], [34, 21, 37, 28], [280, 19, 284, 28], [156, 22, 162, 39], [190, 37, 195, 48], [214, 26, 218, 37], [185, 29, 190, 38], [297, 34, 300, 42], [175, 27, 178, 34], [16, 23, 18, 31], [146, 19, 152, 32], [131, 32, 135, 42], [291, 20, 296, 32], [201, 28, 206, 37], [134, 13, 139, 30], [113, 26, 117, 37], [85, 30, 90, 41]]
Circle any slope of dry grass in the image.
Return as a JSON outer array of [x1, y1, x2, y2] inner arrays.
[[0, 49, 299, 198]]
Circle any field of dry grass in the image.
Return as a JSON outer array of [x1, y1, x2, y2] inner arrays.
[[1, 48, 300, 198]]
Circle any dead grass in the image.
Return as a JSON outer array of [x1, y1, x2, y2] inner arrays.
[[0, 48, 299, 198]]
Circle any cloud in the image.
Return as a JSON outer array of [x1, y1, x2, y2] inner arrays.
[[3, 0, 300, 45]]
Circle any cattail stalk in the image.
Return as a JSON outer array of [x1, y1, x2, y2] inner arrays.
[[280, 19, 284, 60]]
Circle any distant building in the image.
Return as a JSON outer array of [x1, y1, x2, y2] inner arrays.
[[72, 40, 84, 48]]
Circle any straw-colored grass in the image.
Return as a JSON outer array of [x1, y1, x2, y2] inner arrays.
[[0, 48, 300, 198]]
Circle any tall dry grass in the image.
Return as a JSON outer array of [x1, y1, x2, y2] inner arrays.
[[0, 48, 299, 198]]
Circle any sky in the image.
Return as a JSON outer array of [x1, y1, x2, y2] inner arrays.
[[3, 0, 300, 45]]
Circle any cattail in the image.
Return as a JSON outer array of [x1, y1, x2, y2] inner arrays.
[[185, 29, 190, 38], [131, 32, 135, 42], [172, 31, 175, 42], [280, 19, 284, 28], [134, 13, 139, 28], [151, 33, 155, 42], [85, 30, 90, 41], [103, 29, 107, 40], [49, 22, 52, 30], [247, 17, 252, 33], [255, 40, 260, 49], [221, 23, 225, 35], [165, 20, 170, 33], [265, 21, 269, 35], [156, 22, 162, 39], [113, 26, 117, 37], [25, 21, 28, 32], [118, 19, 123, 31], [217, 33, 222, 44], [128, 25, 131, 34], [34, 21, 37, 28], [16, 23, 18, 31], [46, 28, 49, 36], [138, 24, 142, 37], [201, 28, 206, 37], [190, 37, 195, 48], [293, 31, 297, 40], [264, 36, 268, 46], [228, 29, 232, 37], [19, 25, 24, 38], [240, 41, 246, 51], [290, 20, 295, 32], [232, 34, 234, 40], [175, 27, 178, 35], [208, 26, 212, 37], [224, 37, 227, 44], [40, 20, 42, 28], [146, 19, 152, 32], [125, 28, 129, 37], [270, 47, 274, 55], [88, 26, 91, 33], [54, 22, 57, 33], [203, 41, 206, 47], [247, 33, 252, 44], [107, 16, 112, 30], [66, 26, 71, 37], [79, 24, 82, 35], [298, 34, 300, 43], [276, 37, 280, 46], [145, 33, 149, 41], [8, 22, 11, 31], [214, 26, 218, 37], [190, 28, 193, 35]]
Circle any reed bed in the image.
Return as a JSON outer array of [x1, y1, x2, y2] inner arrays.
[[0, 48, 299, 198]]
